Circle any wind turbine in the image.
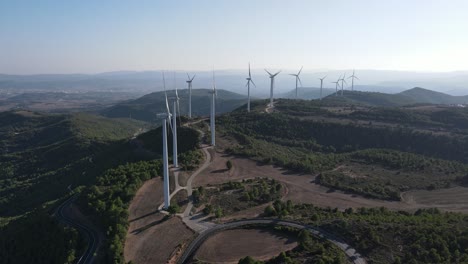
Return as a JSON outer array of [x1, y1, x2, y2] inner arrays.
[[348, 70, 359, 91], [318, 75, 327, 100], [265, 69, 281, 108], [289, 66, 303, 99], [332, 76, 340, 96], [340, 73, 348, 96], [172, 72, 179, 168], [209, 70, 217, 146], [245, 63, 256, 112], [160, 71, 172, 209], [186, 73, 195, 118]]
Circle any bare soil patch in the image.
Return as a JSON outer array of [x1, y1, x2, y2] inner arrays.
[[193, 151, 414, 212], [124, 178, 195, 263], [402, 187, 468, 213], [194, 228, 298, 263], [195, 150, 468, 214]]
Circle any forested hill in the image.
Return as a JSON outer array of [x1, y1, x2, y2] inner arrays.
[[220, 99, 468, 201], [0, 110, 147, 219], [100, 88, 248, 122], [322, 87, 468, 106], [0, 109, 201, 264]]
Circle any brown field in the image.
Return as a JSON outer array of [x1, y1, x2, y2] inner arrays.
[[193, 228, 298, 263], [402, 186, 468, 213], [124, 178, 195, 264]]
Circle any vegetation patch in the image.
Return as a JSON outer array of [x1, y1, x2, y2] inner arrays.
[[194, 178, 283, 217], [283, 204, 468, 264]]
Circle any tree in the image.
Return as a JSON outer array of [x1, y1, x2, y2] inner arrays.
[[227, 160, 233, 170], [238, 256, 262, 264], [264, 205, 276, 216], [167, 204, 179, 215], [215, 207, 223, 218]]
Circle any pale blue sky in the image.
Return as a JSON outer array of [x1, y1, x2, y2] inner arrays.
[[1, 0, 468, 74]]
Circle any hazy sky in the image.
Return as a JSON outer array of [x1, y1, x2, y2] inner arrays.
[[2, 0, 468, 74]]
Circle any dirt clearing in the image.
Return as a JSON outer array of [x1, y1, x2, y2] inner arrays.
[[124, 178, 195, 263], [194, 228, 298, 263]]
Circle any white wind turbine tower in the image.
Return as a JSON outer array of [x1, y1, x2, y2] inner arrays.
[[340, 73, 348, 96], [186, 74, 195, 118], [265, 69, 281, 107], [289, 66, 303, 99], [318, 75, 327, 100], [172, 72, 180, 168], [209, 70, 217, 146], [348, 70, 359, 91], [332, 75, 341, 96], [161, 72, 172, 209], [245, 63, 256, 112]]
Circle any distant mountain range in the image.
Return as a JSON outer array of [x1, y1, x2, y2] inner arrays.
[[322, 87, 468, 107], [1, 69, 467, 96], [101, 88, 248, 122]]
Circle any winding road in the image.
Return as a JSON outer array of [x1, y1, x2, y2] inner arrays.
[[55, 194, 100, 264], [177, 218, 366, 264]]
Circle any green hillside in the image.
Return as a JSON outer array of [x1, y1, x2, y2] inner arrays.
[[0, 111, 147, 218], [219, 99, 468, 200], [322, 88, 468, 107], [101, 88, 248, 122]]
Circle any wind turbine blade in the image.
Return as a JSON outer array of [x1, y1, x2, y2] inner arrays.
[[250, 79, 256, 87], [264, 69, 273, 76], [249, 63, 251, 78], [298, 66, 303, 75], [289, 74, 296, 76], [298, 77, 303, 87], [187, 73, 191, 80], [272, 71, 281, 77]]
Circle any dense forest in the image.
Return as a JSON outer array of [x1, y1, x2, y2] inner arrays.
[[286, 204, 468, 264]]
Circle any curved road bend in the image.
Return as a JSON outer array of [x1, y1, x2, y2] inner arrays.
[[178, 218, 367, 264], [55, 194, 100, 264]]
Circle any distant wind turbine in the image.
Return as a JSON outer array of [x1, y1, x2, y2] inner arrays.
[[186, 73, 195, 118], [318, 75, 327, 100], [348, 70, 359, 91], [265, 69, 281, 107], [289, 66, 303, 99], [340, 73, 348, 96], [245, 63, 256, 112], [332, 76, 341, 96]]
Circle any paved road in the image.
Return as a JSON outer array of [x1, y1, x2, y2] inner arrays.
[[177, 218, 367, 264], [55, 194, 100, 264]]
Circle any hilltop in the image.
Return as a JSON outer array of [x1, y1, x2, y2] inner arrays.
[[399, 87, 468, 104], [101, 88, 248, 122], [321, 87, 468, 107]]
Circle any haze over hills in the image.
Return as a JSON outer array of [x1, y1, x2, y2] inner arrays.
[[101, 88, 248, 122], [1, 69, 467, 97], [322, 87, 468, 107]]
